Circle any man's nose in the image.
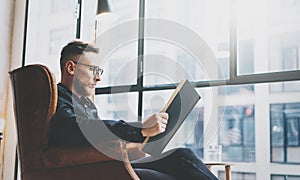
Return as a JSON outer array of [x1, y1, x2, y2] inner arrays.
[[95, 74, 101, 81]]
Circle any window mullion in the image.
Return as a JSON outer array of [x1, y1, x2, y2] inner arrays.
[[229, 0, 237, 80], [137, 0, 145, 121], [75, 0, 82, 39], [22, 0, 30, 67], [283, 104, 288, 163]]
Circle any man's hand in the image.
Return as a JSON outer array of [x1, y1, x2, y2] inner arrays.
[[141, 113, 169, 137]]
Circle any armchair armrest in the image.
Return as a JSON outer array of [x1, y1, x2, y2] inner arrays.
[[43, 146, 115, 168]]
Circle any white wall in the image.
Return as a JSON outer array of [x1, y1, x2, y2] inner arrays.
[[0, 0, 25, 179]]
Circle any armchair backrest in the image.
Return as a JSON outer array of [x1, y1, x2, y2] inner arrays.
[[10, 64, 57, 173], [9, 64, 142, 180]]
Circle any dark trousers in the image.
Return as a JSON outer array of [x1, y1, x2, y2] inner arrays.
[[132, 148, 218, 180]]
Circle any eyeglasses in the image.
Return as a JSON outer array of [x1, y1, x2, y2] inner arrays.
[[72, 61, 104, 76]]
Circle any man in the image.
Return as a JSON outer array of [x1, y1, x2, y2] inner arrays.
[[49, 40, 218, 180]]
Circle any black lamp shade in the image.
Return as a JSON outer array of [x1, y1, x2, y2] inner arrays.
[[97, 0, 111, 15]]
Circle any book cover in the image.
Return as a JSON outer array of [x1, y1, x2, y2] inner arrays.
[[142, 80, 201, 156]]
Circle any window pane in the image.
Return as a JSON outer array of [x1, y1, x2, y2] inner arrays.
[[52, 0, 74, 12], [26, 0, 77, 80], [144, 0, 230, 85], [81, 0, 139, 87], [142, 83, 256, 162], [143, 90, 203, 155], [95, 92, 138, 122], [80, 0, 97, 42], [218, 84, 254, 96], [237, 0, 300, 75]]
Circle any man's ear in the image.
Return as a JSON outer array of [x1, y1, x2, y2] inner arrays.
[[65, 60, 75, 75]]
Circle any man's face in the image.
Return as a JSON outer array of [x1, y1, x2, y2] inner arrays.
[[73, 52, 102, 97]]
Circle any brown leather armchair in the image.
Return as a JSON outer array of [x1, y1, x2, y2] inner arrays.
[[10, 64, 230, 180], [10, 64, 142, 180]]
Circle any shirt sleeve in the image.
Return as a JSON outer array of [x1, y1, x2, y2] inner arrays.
[[103, 120, 145, 143], [49, 106, 145, 147]]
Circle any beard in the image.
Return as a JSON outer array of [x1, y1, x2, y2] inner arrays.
[[73, 75, 94, 97]]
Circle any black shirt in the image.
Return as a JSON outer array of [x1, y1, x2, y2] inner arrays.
[[49, 83, 145, 147]]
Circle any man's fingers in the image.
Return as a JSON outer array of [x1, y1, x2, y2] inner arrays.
[[160, 112, 169, 120], [156, 113, 169, 124], [160, 123, 167, 129], [149, 122, 166, 130], [160, 118, 168, 125], [143, 120, 167, 137]]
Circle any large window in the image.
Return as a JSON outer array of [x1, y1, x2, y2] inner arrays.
[[22, 0, 300, 179]]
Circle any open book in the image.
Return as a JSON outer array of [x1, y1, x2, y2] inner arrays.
[[142, 80, 201, 156]]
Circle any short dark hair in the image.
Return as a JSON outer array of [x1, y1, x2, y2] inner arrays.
[[59, 40, 99, 72]]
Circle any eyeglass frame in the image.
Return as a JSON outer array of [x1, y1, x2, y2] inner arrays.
[[71, 60, 104, 76]]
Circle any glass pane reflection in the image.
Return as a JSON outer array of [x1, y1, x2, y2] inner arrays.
[[237, 0, 300, 75]]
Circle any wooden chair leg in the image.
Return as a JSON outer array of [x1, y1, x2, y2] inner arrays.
[[205, 162, 231, 180], [225, 165, 231, 180]]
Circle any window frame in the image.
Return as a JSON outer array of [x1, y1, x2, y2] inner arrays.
[[21, 0, 300, 112], [90, 0, 300, 121]]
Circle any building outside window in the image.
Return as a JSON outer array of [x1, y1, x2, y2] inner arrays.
[[219, 172, 256, 180], [271, 103, 300, 163], [219, 105, 255, 162], [271, 174, 300, 180]]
